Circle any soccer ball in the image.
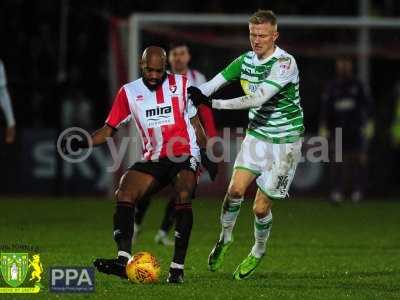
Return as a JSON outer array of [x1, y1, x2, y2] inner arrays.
[[126, 252, 160, 284]]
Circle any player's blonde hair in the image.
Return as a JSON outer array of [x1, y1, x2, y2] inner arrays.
[[249, 10, 277, 27]]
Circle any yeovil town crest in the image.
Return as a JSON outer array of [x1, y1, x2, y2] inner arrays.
[[0, 253, 43, 293]]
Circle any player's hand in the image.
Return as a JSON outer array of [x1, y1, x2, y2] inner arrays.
[[188, 86, 211, 107], [200, 148, 218, 181], [5, 126, 16, 144]]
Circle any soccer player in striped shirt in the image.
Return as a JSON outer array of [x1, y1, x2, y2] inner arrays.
[[61, 46, 216, 283], [188, 10, 304, 279], [134, 41, 218, 246]]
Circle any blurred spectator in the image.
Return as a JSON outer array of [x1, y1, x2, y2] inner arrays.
[[0, 59, 16, 144], [168, 41, 217, 137], [320, 57, 373, 203]]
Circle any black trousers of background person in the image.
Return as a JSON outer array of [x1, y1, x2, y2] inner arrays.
[[329, 136, 368, 196]]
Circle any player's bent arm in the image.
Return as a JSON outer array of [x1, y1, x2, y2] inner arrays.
[[190, 115, 207, 148], [61, 86, 128, 155], [90, 124, 116, 147], [212, 83, 280, 110], [65, 124, 116, 153]]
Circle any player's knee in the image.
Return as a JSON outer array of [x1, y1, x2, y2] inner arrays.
[[227, 185, 245, 199], [253, 203, 268, 218], [115, 189, 138, 204], [253, 199, 271, 218]]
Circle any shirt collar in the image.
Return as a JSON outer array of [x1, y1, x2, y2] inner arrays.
[[253, 46, 283, 65], [142, 72, 167, 91]]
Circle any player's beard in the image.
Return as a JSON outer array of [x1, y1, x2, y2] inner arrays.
[[143, 73, 167, 91]]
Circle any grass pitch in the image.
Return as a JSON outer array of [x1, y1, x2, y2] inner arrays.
[[0, 197, 399, 299]]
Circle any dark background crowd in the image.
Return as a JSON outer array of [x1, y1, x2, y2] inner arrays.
[[1, 0, 400, 198]]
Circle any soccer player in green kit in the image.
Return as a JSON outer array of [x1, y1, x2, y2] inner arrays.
[[188, 10, 304, 279]]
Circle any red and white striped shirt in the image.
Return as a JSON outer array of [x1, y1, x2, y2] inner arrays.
[[169, 69, 217, 137], [106, 73, 200, 161], [186, 69, 217, 137]]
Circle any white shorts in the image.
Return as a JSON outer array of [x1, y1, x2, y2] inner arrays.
[[234, 133, 302, 199]]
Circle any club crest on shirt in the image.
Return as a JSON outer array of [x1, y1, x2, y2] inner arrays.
[[278, 57, 291, 76], [169, 85, 177, 93], [249, 83, 258, 93]]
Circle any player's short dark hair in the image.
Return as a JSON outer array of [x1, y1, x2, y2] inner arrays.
[[169, 41, 189, 52], [249, 10, 277, 26]]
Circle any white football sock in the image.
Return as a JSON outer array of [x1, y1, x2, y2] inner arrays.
[[219, 196, 243, 244], [118, 251, 131, 260], [251, 212, 273, 258], [170, 262, 184, 269]]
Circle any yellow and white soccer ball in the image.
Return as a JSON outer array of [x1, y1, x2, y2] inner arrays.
[[126, 252, 160, 284]]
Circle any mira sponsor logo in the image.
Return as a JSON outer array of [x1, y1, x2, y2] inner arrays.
[[145, 105, 172, 118], [145, 105, 175, 128]]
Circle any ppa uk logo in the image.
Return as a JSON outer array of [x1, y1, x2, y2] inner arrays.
[[50, 267, 94, 293]]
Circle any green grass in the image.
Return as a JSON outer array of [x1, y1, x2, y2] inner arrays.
[[0, 197, 399, 299]]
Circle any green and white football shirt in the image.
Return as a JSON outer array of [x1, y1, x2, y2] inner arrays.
[[221, 47, 304, 144]]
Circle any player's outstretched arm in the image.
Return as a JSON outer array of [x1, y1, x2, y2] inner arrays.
[[60, 124, 116, 156], [212, 55, 298, 110], [91, 124, 116, 146], [189, 54, 245, 107], [199, 54, 245, 97], [60, 86, 129, 156], [212, 83, 280, 110], [198, 73, 228, 97]]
